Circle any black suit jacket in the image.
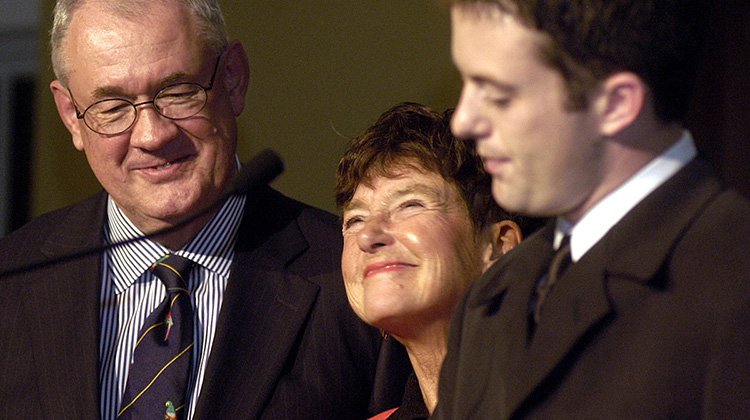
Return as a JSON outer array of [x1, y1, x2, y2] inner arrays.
[[0, 186, 408, 419], [435, 159, 750, 419]]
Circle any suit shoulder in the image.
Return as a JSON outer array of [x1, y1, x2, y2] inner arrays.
[[289, 199, 343, 269], [686, 188, 750, 246], [697, 185, 750, 231], [245, 187, 342, 271], [0, 192, 106, 282], [707, 188, 750, 221], [0, 193, 105, 260], [259, 187, 341, 242], [296, 204, 342, 242]]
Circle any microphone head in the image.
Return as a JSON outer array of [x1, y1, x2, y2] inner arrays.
[[232, 149, 285, 195]]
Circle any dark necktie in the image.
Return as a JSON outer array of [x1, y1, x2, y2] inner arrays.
[[118, 254, 195, 419], [533, 235, 572, 324]]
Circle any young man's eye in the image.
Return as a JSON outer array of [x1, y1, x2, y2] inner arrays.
[[490, 97, 511, 108]]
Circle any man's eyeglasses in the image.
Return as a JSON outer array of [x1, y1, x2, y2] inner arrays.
[[68, 52, 223, 136]]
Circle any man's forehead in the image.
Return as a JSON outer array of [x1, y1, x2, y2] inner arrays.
[[73, 0, 184, 19], [63, 3, 208, 95], [67, 0, 197, 48], [451, 5, 548, 69], [451, 1, 515, 20]]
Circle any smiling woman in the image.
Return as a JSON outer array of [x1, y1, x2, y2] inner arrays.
[[335, 102, 545, 418]]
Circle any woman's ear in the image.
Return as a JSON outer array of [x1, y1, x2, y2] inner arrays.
[[480, 219, 523, 272]]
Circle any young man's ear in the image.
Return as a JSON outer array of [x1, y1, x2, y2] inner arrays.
[[481, 219, 523, 273], [50, 79, 85, 151], [593, 71, 646, 137]]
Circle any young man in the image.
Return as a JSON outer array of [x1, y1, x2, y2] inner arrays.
[[436, 1, 750, 418], [0, 1, 406, 418]]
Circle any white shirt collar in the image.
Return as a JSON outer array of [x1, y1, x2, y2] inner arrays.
[[557, 130, 697, 261]]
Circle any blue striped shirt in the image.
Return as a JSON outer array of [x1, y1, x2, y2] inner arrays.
[[99, 193, 246, 420]]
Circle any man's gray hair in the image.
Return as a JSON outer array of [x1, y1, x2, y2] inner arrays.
[[50, 0, 229, 85]]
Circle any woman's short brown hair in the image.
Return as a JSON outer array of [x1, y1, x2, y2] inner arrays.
[[335, 102, 543, 234]]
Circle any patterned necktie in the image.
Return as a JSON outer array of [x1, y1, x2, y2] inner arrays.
[[118, 254, 195, 419], [533, 235, 572, 324]]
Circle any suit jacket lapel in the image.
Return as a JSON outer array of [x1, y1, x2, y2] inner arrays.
[[194, 187, 320, 418], [511, 245, 612, 412], [29, 192, 106, 418], [502, 159, 724, 417], [472, 224, 556, 414]]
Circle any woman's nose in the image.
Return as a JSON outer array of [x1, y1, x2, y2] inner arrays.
[[356, 214, 394, 253]]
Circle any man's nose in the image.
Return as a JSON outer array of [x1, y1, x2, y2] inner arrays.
[[128, 104, 180, 150], [451, 85, 490, 141]]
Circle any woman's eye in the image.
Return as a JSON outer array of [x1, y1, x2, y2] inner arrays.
[[400, 200, 425, 209], [343, 215, 364, 231]]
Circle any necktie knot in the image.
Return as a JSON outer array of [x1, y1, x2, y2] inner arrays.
[[533, 235, 572, 324], [150, 254, 193, 292], [551, 235, 572, 276]]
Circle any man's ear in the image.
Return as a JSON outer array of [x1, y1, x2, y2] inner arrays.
[[50, 79, 85, 151], [221, 40, 250, 116], [481, 219, 523, 272], [594, 72, 646, 137]]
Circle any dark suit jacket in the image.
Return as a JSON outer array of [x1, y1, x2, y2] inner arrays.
[[381, 373, 429, 420], [435, 159, 750, 419], [0, 186, 408, 419]]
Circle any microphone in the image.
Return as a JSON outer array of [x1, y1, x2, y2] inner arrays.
[[232, 148, 284, 195], [0, 149, 285, 278]]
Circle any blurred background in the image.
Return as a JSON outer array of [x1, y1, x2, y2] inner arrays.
[[1, 1, 748, 237]]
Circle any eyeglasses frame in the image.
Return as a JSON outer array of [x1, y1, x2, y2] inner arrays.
[[67, 51, 224, 136]]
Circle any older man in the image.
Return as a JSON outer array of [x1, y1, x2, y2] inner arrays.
[[436, 1, 750, 418], [0, 1, 406, 418]]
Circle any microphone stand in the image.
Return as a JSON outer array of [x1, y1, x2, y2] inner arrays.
[[0, 149, 284, 279]]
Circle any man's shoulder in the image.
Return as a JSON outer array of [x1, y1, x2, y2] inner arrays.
[[0, 191, 106, 281], [248, 186, 341, 240], [238, 187, 342, 271], [665, 161, 750, 253], [0, 192, 106, 254], [676, 187, 750, 265], [705, 187, 750, 221]]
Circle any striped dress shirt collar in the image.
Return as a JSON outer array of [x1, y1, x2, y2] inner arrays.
[[105, 193, 245, 293]]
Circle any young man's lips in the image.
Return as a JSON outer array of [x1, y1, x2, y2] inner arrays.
[[364, 262, 416, 278], [482, 157, 510, 174]]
